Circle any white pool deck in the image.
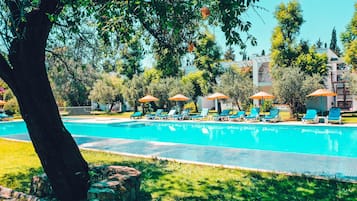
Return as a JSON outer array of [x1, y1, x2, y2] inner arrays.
[[2, 117, 357, 182]]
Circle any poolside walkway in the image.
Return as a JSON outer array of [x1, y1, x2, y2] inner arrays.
[[2, 117, 357, 182]]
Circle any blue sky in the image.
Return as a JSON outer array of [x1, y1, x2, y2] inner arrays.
[[219, 0, 356, 59], [142, 0, 355, 67]]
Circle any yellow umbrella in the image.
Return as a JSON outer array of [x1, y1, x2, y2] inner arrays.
[[207, 92, 229, 100], [307, 89, 336, 115], [249, 91, 275, 111], [138, 95, 159, 114], [249, 91, 275, 100], [307, 89, 337, 97], [168, 94, 190, 101], [138, 95, 159, 103], [169, 94, 190, 113], [207, 92, 229, 113]]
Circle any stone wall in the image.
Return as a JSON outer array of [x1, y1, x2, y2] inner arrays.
[[0, 186, 40, 201], [0, 165, 141, 201], [87, 166, 141, 201]]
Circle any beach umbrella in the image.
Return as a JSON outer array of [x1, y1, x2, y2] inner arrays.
[[249, 91, 275, 100], [249, 91, 275, 110], [168, 94, 190, 101], [138, 95, 159, 114], [138, 95, 159, 103], [307, 89, 337, 97], [207, 92, 229, 113], [169, 94, 190, 112], [207, 92, 229, 100], [307, 89, 336, 114]]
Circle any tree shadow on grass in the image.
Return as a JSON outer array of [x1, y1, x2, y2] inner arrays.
[[0, 167, 44, 193], [4, 159, 356, 201], [238, 172, 357, 201]]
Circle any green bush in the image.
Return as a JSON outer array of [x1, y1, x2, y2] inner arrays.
[[261, 100, 273, 112], [183, 101, 196, 112], [3, 98, 19, 115]]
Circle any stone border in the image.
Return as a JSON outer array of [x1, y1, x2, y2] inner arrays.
[[1, 166, 141, 201]]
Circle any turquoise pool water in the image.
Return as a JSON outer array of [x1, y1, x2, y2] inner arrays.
[[1, 121, 356, 158]]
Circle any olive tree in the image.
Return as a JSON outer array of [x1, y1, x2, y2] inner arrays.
[[215, 67, 255, 110], [272, 67, 323, 118]]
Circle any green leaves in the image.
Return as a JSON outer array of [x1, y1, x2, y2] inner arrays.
[[272, 67, 323, 117], [271, 1, 327, 77], [341, 3, 357, 70], [215, 66, 255, 110], [193, 30, 223, 85]]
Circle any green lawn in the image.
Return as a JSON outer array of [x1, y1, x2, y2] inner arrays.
[[0, 139, 356, 200]]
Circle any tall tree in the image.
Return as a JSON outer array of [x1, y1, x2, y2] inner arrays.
[[215, 67, 255, 110], [47, 47, 98, 106], [194, 30, 223, 85], [341, 3, 357, 70], [89, 74, 124, 112], [123, 74, 149, 113], [295, 41, 328, 76], [117, 33, 144, 79], [0, 0, 260, 199], [0, 1, 89, 200], [329, 27, 341, 56], [272, 67, 323, 118], [271, 0, 303, 68], [182, 71, 210, 112], [316, 38, 323, 48], [271, 1, 327, 77], [146, 77, 194, 110], [224, 46, 235, 61]]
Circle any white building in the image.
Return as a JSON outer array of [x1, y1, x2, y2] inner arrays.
[[229, 49, 355, 112]]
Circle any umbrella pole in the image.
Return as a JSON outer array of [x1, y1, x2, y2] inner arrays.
[[215, 99, 221, 114], [320, 96, 323, 116]]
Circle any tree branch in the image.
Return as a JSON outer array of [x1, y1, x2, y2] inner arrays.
[[5, 0, 23, 36], [45, 49, 82, 82], [39, 0, 63, 15], [0, 53, 16, 89]]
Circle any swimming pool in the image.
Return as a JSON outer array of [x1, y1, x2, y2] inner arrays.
[[1, 120, 356, 158]]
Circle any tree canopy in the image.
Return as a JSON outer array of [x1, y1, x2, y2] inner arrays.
[[270, 0, 303, 68], [0, 0, 261, 199], [272, 67, 323, 118], [270, 0, 327, 76], [341, 3, 357, 70], [194, 30, 223, 85], [215, 66, 255, 110], [329, 27, 341, 56]]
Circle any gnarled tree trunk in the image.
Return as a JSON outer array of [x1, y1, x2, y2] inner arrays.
[[0, 1, 89, 200]]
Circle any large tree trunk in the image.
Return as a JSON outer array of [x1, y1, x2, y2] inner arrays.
[[0, 1, 89, 200]]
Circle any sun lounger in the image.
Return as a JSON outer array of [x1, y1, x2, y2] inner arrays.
[[302, 109, 318, 123], [229, 111, 245, 121], [191, 108, 209, 120], [327, 107, 342, 124], [263, 108, 280, 122], [245, 107, 260, 121], [130, 111, 142, 119], [213, 109, 231, 121], [173, 109, 190, 120], [146, 109, 163, 120], [159, 109, 176, 120], [0, 113, 10, 121]]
